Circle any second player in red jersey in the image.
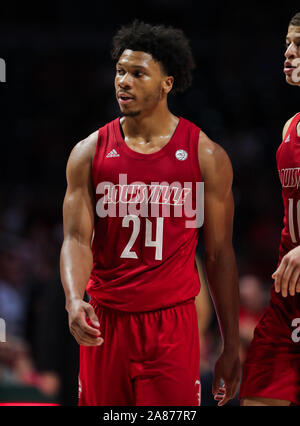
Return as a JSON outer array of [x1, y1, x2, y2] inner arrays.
[[240, 12, 300, 406]]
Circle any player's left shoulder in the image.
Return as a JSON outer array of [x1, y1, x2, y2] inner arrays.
[[197, 130, 233, 181], [282, 113, 300, 140]]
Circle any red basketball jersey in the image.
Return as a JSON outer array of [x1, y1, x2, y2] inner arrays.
[[277, 112, 300, 261], [86, 116, 202, 312], [274, 112, 300, 312]]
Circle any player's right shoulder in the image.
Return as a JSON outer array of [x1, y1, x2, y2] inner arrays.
[[68, 130, 98, 165], [66, 130, 98, 186]]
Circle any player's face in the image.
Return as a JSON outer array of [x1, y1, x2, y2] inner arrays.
[[115, 50, 170, 117], [284, 25, 300, 86]]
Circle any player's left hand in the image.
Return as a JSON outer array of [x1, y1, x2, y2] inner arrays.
[[212, 349, 241, 406], [272, 245, 300, 297]]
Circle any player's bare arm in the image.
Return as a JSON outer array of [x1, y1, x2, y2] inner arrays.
[[60, 131, 104, 346], [194, 254, 213, 337], [199, 131, 241, 406], [271, 116, 300, 297]]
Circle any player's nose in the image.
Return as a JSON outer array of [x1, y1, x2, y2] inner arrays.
[[285, 43, 297, 60], [118, 72, 133, 89]]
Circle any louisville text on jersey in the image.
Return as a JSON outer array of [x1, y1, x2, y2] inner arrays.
[[95, 174, 204, 228], [278, 167, 300, 188]]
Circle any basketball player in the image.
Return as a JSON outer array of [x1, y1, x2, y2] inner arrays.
[[240, 12, 300, 406], [60, 20, 240, 406]]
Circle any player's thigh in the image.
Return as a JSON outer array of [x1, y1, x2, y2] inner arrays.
[[79, 301, 135, 405], [241, 397, 291, 406], [239, 300, 300, 404], [135, 372, 201, 406], [135, 302, 200, 406], [79, 343, 135, 406]]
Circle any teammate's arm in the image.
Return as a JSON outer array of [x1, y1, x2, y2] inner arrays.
[[60, 132, 104, 346], [199, 131, 240, 406], [271, 117, 300, 297]]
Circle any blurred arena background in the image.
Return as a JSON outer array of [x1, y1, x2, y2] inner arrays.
[[0, 0, 299, 406]]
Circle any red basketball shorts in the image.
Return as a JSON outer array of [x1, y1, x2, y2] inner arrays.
[[78, 298, 201, 406], [239, 295, 300, 405]]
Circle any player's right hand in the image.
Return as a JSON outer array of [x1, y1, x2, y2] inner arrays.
[[67, 299, 104, 346], [272, 245, 300, 297]]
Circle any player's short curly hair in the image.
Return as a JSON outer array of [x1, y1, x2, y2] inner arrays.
[[111, 20, 195, 94], [289, 12, 300, 26]]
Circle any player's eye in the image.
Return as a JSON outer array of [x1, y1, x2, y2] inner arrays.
[[116, 68, 125, 75], [133, 71, 143, 77]]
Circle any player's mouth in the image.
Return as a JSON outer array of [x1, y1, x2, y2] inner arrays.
[[118, 92, 135, 105], [284, 61, 296, 75]]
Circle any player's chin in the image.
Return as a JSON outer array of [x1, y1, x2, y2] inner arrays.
[[121, 108, 141, 117], [285, 75, 300, 86]]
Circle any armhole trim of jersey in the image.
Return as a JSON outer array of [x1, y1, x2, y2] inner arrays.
[[285, 112, 300, 141], [192, 127, 202, 183]]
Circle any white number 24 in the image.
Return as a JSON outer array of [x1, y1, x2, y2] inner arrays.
[[120, 215, 164, 260]]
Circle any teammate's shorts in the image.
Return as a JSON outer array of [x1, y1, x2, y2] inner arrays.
[[239, 296, 300, 405], [78, 297, 201, 406]]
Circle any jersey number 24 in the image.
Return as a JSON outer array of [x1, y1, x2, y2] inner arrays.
[[120, 215, 164, 260]]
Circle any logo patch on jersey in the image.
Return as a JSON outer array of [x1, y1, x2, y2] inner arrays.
[[106, 149, 120, 158], [284, 134, 290, 143], [175, 149, 188, 161]]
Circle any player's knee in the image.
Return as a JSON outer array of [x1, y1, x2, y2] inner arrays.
[[241, 397, 291, 406]]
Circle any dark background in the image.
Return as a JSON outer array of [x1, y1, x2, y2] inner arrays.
[[0, 0, 299, 406]]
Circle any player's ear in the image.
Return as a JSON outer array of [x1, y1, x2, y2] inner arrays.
[[162, 76, 174, 95]]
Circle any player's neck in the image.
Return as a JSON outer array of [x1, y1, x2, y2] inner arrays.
[[121, 106, 178, 141]]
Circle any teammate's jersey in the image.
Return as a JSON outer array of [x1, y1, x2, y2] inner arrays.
[[277, 112, 300, 262], [86, 116, 203, 312], [274, 112, 300, 312]]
